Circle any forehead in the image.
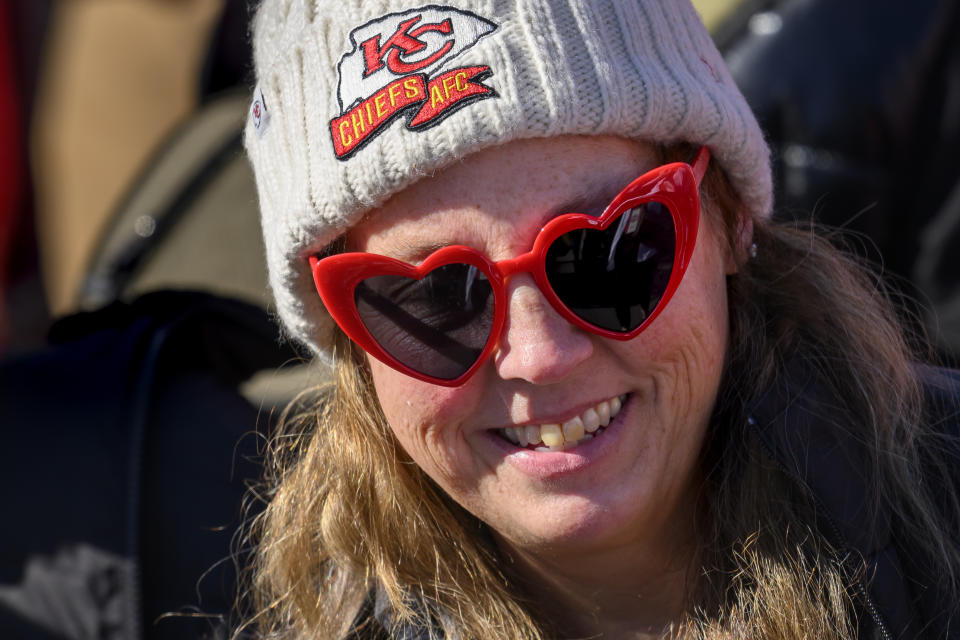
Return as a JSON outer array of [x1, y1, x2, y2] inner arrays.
[[348, 136, 661, 259]]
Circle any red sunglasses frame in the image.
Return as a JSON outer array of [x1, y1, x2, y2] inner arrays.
[[309, 146, 709, 386]]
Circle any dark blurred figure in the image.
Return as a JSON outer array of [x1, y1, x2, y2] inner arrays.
[[0, 291, 297, 640], [0, 4, 305, 640], [722, 0, 960, 358]]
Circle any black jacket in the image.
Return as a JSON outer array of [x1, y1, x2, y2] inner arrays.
[[746, 363, 960, 639]]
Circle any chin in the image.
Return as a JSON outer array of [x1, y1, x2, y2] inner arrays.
[[489, 486, 656, 552]]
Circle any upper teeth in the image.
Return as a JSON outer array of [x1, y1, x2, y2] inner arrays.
[[499, 395, 626, 451]]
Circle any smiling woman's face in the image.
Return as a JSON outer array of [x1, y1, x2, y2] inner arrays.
[[349, 135, 732, 565]]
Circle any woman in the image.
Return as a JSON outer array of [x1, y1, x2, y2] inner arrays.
[[242, 1, 960, 638]]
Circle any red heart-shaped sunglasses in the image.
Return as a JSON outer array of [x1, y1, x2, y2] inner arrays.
[[310, 146, 709, 386]]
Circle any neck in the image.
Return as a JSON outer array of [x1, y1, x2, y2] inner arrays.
[[498, 516, 699, 638]]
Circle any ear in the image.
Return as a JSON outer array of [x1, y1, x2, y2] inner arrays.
[[725, 214, 754, 275]]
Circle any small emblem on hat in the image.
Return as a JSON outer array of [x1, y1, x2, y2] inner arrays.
[[251, 86, 270, 137], [330, 5, 499, 160]]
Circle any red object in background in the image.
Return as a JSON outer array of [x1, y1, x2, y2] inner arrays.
[[0, 2, 25, 349]]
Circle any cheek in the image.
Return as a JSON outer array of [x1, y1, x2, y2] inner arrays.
[[653, 270, 728, 380], [368, 357, 485, 487], [648, 292, 728, 432], [622, 222, 730, 431], [613, 237, 730, 523]]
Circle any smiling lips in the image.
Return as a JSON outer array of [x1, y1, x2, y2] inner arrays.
[[497, 395, 628, 452]]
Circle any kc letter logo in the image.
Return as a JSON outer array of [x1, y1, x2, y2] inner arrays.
[[331, 5, 498, 159]]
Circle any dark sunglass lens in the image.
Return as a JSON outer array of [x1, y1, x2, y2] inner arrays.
[[545, 202, 676, 332], [355, 263, 494, 380]]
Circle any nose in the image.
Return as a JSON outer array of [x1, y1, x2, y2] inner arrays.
[[493, 274, 594, 384]]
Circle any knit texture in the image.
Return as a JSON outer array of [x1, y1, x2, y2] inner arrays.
[[245, 0, 772, 357]]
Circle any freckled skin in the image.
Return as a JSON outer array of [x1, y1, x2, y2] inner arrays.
[[349, 136, 734, 632]]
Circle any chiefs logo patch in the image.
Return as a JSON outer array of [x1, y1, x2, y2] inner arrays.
[[331, 5, 498, 160]]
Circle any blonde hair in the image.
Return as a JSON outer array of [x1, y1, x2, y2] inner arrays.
[[238, 150, 960, 639]]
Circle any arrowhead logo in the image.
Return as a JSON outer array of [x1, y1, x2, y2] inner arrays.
[[331, 5, 499, 160]]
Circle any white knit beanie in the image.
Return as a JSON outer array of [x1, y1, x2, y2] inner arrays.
[[245, 0, 772, 357]]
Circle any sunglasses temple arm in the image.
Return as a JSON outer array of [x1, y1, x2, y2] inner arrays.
[[355, 286, 481, 370], [691, 146, 710, 186]]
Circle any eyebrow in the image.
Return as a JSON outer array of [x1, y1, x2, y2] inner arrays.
[[403, 239, 449, 262], [541, 175, 632, 226]]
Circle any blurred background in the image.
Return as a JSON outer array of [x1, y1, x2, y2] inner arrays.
[[3, 0, 256, 352], [2, 0, 959, 357], [1, 0, 958, 639]]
